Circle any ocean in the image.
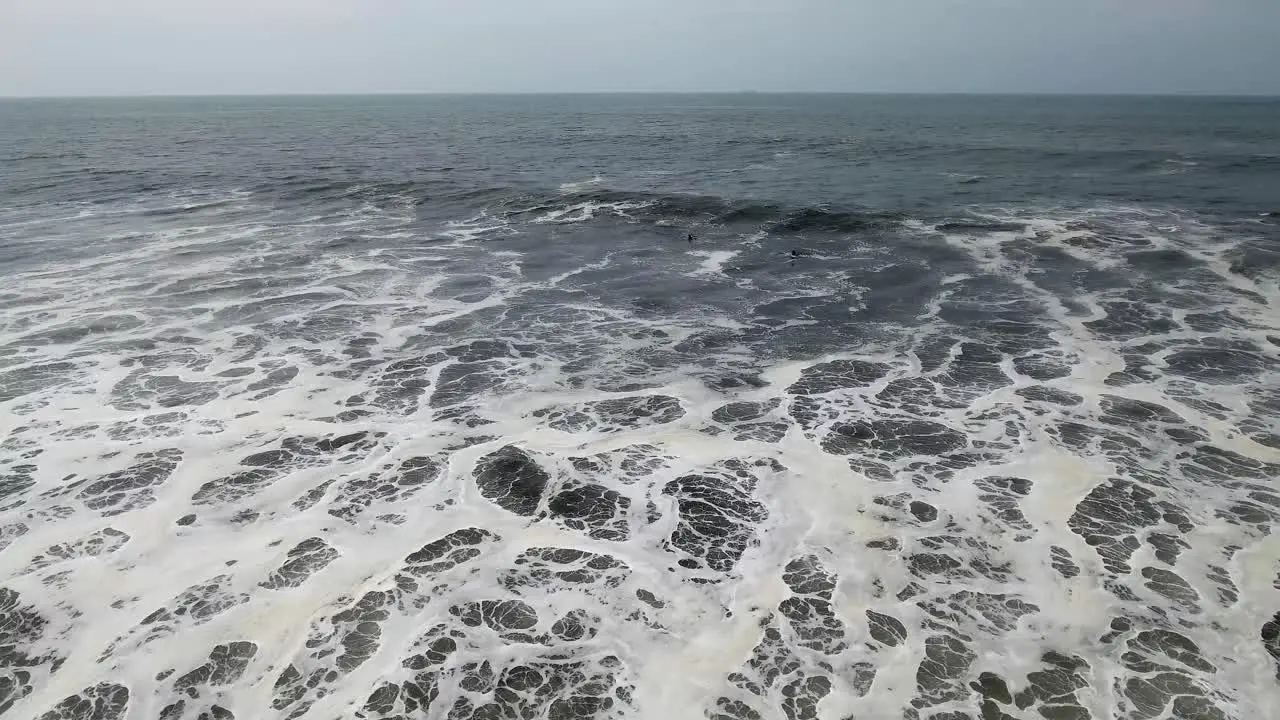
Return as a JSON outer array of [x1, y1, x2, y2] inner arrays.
[[1, 94, 1278, 720]]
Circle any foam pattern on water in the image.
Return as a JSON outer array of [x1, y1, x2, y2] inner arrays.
[[2, 191, 1279, 720]]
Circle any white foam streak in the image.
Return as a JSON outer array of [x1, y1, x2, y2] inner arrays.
[[687, 249, 739, 276], [558, 176, 605, 193]]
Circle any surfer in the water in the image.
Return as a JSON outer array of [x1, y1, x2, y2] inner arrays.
[[687, 233, 695, 244]]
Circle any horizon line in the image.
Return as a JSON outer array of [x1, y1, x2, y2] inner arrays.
[[3, 89, 1279, 101]]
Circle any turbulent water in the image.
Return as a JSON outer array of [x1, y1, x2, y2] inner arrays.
[[2, 94, 1279, 720]]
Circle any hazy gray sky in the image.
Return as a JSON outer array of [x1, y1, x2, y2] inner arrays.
[[3, 0, 1278, 96]]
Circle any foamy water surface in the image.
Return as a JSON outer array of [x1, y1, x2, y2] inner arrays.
[[2, 94, 1280, 720]]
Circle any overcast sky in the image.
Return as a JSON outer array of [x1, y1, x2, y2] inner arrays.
[[3, 0, 1278, 96]]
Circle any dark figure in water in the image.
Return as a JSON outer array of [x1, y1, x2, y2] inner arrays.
[[789, 249, 800, 258], [687, 233, 695, 244]]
